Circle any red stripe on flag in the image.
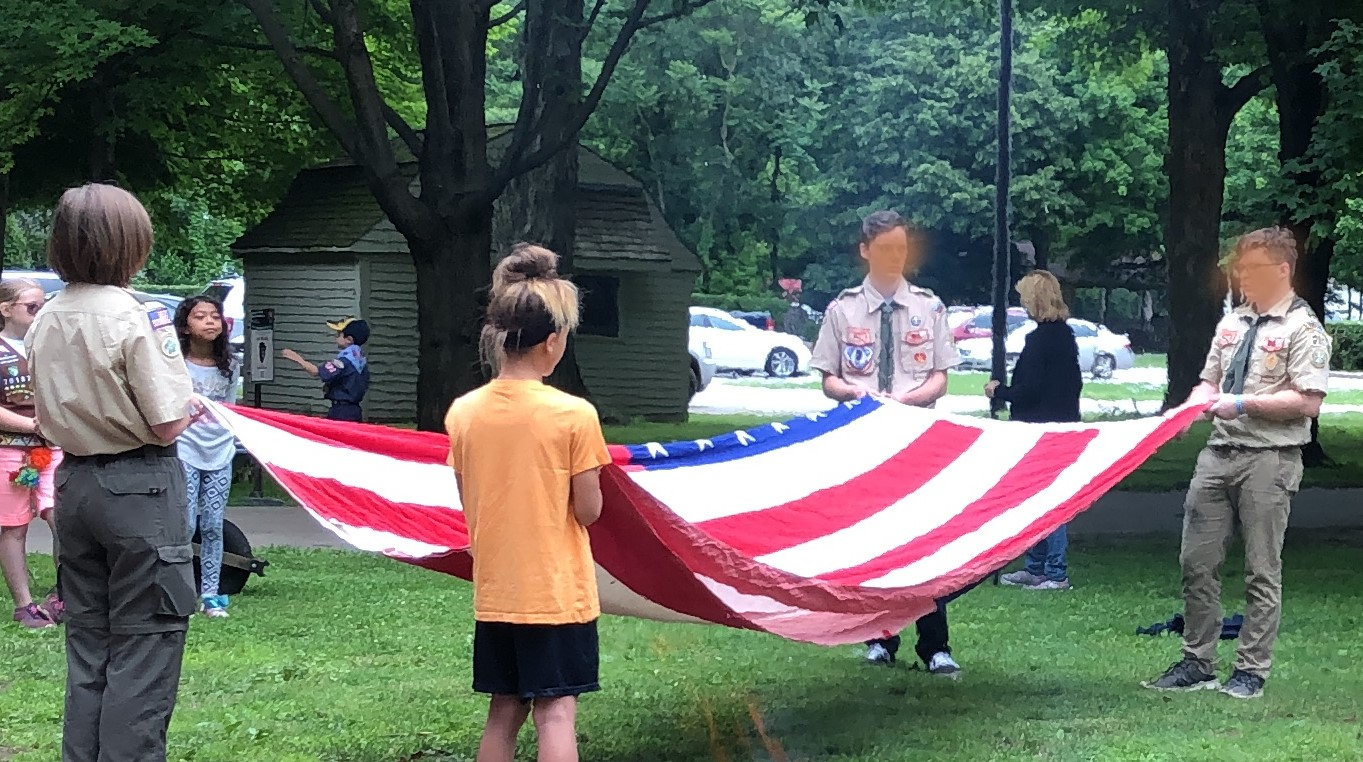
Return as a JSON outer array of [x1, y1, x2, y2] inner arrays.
[[697, 420, 982, 557], [268, 468, 470, 550], [815, 429, 1100, 586], [227, 404, 452, 465]]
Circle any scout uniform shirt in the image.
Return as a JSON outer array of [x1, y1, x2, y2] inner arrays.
[[811, 277, 961, 399], [1200, 292, 1330, 449], [29, 285, 194, 456], [320, 344, 369, 405], [0, 335, 44, 448]]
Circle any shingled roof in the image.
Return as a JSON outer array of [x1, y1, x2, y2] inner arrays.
[[233, 134, 699, 273]]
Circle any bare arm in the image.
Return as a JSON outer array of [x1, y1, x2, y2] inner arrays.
[[896, 370, 948, 407], [281, 348, 320, 377], [148, 396, 206, 444], [821, 372, 868, 402], [571, 467, 604, 527], [1244, 389, 1324, 421], [0, 408, 37, 435]]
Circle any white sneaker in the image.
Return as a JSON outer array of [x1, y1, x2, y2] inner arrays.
[[1026, 579, 1072, 591], [865, 643, 892, 664], [927, 652, 961, 677], [1000, 570, 1045, 587]]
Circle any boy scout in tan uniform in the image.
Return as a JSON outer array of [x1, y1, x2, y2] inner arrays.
[[810, 211, 965, 676], [30, 184, 199, 762], [1145, 227, 1329, 700]]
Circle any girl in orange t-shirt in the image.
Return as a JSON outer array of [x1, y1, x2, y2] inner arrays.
[[445, 243, 611, 762]]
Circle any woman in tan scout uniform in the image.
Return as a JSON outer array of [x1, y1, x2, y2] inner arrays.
[[0, 278, 65, 629], [29, 183, 200, 762], [809, 210, 966, 677], [1143, 227, 1329, 701]]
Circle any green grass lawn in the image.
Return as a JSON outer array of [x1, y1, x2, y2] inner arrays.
[[4, 538, 1362, 761]]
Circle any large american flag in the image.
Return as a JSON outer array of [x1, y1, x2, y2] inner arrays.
[[211, 399, 1203, 646]]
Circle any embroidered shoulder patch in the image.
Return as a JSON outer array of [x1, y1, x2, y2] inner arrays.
[[1311, 347, 1328, 368], [161, 336, 181, 358], [147, 306, 174, 332]]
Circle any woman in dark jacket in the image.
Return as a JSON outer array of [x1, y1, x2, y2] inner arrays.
[[985, 270, 1083, 589]]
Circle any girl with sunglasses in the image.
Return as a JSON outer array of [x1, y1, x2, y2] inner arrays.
[[0, 278, 63, 629]]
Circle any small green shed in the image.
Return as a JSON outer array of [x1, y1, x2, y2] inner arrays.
[[231, 144, 702, 423]]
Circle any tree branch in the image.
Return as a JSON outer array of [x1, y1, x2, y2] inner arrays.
[[187, 31, 337, 59], [1219, 64, 1272, 119], [583, 0, 608, 36], [308, 0, 334, 23], [491, 0, 657, 192], [639, 0, 718, 29], [238, 0, 359, 158], [490, 0, 526, 27], [383, 103, 424, 159]]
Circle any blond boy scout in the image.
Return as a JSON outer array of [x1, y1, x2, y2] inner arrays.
[[1144, 227, 1329, 700], [30, 184, 199, 762], [810, 210, 964, 676]]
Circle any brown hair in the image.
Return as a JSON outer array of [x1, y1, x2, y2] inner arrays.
[[480, 243, 581, 371], [1015, 270, 1070, 322], [0, 278, 44, 332], [46, 183, 154, 287], [1234, 226, 1298, 271]]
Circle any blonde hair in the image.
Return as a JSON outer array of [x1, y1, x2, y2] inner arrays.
[[0, 278, 43, 331], [47, 183, 154, 287], [480, 243, 581, 372], [1015, 270, 1070, 322]]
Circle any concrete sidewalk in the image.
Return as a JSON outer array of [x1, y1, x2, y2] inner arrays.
[[24, 489, 1363, 554]]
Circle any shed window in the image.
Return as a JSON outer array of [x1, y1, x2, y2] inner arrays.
[[577, 274, 620, 337]]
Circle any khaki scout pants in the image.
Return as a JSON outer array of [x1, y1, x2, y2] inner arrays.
[[54, 447, 196, 762], [1180, 446, 1302, 678]]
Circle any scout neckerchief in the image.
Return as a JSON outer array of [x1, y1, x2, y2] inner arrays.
[[1222, 297, 1309, 395], [0, 337, 41, 447], [878, 301, 895, 393]]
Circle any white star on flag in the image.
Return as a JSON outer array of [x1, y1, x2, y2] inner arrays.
[[694, 439, 714, 451], [645, 441, 669, 458]]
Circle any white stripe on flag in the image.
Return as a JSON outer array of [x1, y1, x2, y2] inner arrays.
[[862, 416, 1165, 588], [628, 403, 938, 524], [212, 403, 460, 511], [755, 423, 1045, 578]]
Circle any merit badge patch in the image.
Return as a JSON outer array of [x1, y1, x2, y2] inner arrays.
[[1311, 347, 1328, 368], [147, 307, 174, 332], [846, 327, 873, 346], [903, 330, 930, 346], [913, 351, 928, 365], [1263, 353, 1279, 371], [910, 314, 924, 327], [843, 344, 875, 375], [161, 336, 180, 358]]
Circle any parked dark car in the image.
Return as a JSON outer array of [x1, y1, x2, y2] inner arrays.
[[730, 310, 775, 330]]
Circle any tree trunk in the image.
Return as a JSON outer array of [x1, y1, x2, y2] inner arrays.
[[767, 146, 783, 290], [1031, 227, 1050, 272], [1099, 287, 1110, 326], [495, 0, 590, 400], [1163, 0, 1241, 409], [411, 224, 495, 431], [0, 173, 8, 274], [1259, 0, 1333, 465]]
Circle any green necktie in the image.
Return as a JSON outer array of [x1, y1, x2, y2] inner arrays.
[[879, 301, 895, 393]]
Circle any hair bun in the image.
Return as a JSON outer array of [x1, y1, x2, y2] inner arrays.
[[494, 243, 559, 289]]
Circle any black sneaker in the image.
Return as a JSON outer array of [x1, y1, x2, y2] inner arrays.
[[1141, 659, 1219, 691], [1219, 670, 1265, 700]]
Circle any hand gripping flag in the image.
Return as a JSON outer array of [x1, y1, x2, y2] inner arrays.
[[209, 398, 1206, 646]]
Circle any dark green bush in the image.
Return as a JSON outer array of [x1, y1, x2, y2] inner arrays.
[[1327, 321, 1363, 371], [690, 292, 791, 316], [132, 283, 208, 298]]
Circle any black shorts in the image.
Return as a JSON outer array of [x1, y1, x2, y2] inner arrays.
[[325, 402, 362, 422], [472, 620, 600, 702]]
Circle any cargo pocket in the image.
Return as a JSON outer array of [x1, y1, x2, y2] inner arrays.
[[95, 471, 172, 538], [155, 543, 198, 618]]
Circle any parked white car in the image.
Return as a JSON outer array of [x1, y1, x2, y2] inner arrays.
[[688, 334, 718, 399], [688, 306, 811, 378], [956, 318, 1135, 379]]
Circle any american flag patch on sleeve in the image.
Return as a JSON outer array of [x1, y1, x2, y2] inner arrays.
[[147, 306, 174, 332]]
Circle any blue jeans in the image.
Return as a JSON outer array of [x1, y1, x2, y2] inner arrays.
[[1023, 524, 1068, 582]]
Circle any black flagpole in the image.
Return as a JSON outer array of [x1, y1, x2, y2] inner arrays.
[[989, 0, 1013, 420]]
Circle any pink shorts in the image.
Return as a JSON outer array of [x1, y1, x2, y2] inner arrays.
[[0, 446, 63, 528]]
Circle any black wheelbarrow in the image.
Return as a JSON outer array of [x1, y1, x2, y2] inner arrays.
[[192, 519, 269, 596]]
